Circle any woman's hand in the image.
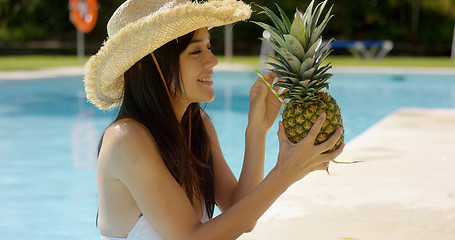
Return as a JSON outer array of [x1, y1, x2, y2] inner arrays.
[[274, 113, 345, 186], [248, 72, 283, 134]]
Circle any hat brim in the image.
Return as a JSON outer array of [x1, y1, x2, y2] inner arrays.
[[84, 0, 251, 110]]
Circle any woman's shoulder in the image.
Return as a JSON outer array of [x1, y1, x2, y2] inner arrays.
[[104, 118, 152, 143], [100, 118, 158, 163], [200, 110, 214, 130], [200, 110, 219, 142]]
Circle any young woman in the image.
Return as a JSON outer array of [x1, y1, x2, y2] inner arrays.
[[84, 0, 344, 239]]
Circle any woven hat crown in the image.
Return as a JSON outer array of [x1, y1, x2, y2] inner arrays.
[[107, 0, 187, 37]]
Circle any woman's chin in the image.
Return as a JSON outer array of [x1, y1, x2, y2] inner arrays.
[[203, 95, 215, 103], [199, 93, 215, 103]]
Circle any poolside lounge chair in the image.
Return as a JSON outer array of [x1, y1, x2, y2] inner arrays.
[[328, 40, 394, 59], [258, 31, 394, 68]]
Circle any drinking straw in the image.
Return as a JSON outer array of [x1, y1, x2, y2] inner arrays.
[[254, 69, 286, 106]]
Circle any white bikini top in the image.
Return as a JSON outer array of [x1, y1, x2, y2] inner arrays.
[[100, 207, 210, 240]]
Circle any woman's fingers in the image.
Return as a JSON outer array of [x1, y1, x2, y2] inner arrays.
[[316, 161, 330, 171], [316, 127, 343, 153], [259, 72, 275, 90], [320, 143, 345, 162], [266, 72, 281, 92], [313, 143, 344, 172], [269, 73, 288, 98], [265, 72, 276, 85], [303, 113, 326, 144], [264, 73, 280, 98], [250, 78, 267, 103], [265, 72, 285, 98], [277, 121, 291, 145], [279, 88, 289, 95]]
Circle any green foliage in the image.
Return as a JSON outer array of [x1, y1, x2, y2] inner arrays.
[[0, 55, 454, 71], [0, 0, 124, 42], [323, 0, 454, 44], [247, 0, 455, 54], [0, 0, 453, 55], [0, 55, 89, 70], [0, 0, 72, 41]]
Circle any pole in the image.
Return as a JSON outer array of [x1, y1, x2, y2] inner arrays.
[[225, 24, 233, 63], [451, 21, 455, 61], [259, 30, 273, 69], [77, 30, 85, 65], [410, 0, 421, 42]]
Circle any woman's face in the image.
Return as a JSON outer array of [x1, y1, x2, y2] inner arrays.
[[177, 28, 218, 105]]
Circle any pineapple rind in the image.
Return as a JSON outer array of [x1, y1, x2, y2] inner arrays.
[[282, 91, 343, 152]]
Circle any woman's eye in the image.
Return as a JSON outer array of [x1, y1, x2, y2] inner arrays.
[[189, 45, 212, 55]]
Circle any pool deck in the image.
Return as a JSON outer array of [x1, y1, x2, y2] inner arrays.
[[2, 65, 455, 239], [1, 64, 455, 80], [240, 108, 455, 240]]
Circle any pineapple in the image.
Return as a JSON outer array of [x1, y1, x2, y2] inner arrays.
[[254, 0, 343, 152]]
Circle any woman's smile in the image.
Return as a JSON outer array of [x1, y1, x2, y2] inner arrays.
[[198, 76, 213, 86]]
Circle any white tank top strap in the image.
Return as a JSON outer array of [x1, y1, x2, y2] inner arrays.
[[101, 205, 210, 240], [100, 236, 126, 240]]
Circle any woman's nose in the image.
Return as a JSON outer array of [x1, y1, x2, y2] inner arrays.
[[206, 51, 218, 68]]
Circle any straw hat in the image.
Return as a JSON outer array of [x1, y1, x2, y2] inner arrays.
[[84, 0, 251, 110]]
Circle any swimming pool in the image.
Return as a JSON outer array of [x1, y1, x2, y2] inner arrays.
[[0, 70, 454, 239]]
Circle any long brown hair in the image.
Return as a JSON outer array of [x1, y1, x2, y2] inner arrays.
[[101, 30, 215, 218]]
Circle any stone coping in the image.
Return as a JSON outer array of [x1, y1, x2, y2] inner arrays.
[[240, 108, 455, 240], [0, 64, 454, 80]]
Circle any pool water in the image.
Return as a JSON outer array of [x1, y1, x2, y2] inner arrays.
[[0, 71, 454, 239]]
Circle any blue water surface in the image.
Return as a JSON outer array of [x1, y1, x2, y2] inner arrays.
[[0, 71, 454, 239]]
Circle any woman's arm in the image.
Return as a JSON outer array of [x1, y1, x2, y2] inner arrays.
[[232, 73, 282, 206], [201, 112, 266, 232], [202, 73, 281, 213], [106, 113, 343, 240], [204, 73, 282, 231]]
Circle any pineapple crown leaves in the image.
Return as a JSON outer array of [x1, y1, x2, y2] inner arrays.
[[253, 0, 335, 105]]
